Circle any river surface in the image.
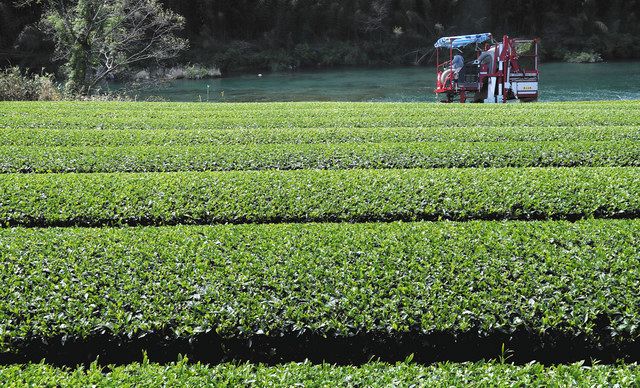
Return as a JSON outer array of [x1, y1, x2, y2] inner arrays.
[[117, 62, 640, 103]]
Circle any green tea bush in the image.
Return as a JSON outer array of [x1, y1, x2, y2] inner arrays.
[[1, 101, 640, 372], [0, 141, 638, 173], [0, 167, 638, 227], [0, 219, 638, 348], [2, 126, 638, 147], [2, 101, 639, 130], [1, 360, 639, 386]]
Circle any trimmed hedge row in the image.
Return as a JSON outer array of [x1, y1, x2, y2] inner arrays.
[[2, 141, 639, 173], [1, 360, 639, 386], [0, 167, 638, 227], [1, 220, 639, 351], [2, 126, 639, 147], [1, 101, 639, 130]]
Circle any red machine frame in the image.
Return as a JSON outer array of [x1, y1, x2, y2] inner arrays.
[[435, 34, 540, 103]]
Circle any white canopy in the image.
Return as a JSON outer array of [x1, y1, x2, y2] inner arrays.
[[434, 33, 492, 49]]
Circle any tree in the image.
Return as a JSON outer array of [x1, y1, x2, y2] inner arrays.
[[356, 0, 391, 35], [18, 0, 187, 94]]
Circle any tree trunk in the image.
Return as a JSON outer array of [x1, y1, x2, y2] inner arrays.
[[65, 0, 93, 95], [66, 41, 91, 94]]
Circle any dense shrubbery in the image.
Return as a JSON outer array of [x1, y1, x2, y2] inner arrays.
[[0, 68, 136, 101], [0, 141, 638, 173], [2, 360, 639, 386], [1, 219, 639, 348], [0, 67, 60, 101], [564, 51, 604, 63], [207, 40, 410, 73], [2, 125, 637, 147], [2, 101, 640, 130], [1, 167, 638, 227], [4, 0, 639, 77], [143, 64, 222, 81]]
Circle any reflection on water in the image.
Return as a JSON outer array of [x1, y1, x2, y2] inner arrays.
[[112, 62, 640, 103]]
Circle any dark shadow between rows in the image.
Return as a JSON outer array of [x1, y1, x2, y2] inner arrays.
[[2, 327, 639, 368]]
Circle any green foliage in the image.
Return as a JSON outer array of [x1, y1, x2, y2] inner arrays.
[[0, 101, 639, 376], [564, 51, 604, 63], [2, 101, 640, 130], [1, 219, 639, 349], [2, 126, 638, 147], [0, 126, 640, 147], [0, 167, 638, 227], [0, 67, 61, 101], [31, 0, 187, 94], [0, 141, 638, 173], [0, 101, 637, 226], [181, 64, 221, 80], [4, 0, 640, 76], [1, 360, 639, 386], [167, 0, 640, 67]]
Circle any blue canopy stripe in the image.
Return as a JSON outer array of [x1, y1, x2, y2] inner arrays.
[[434, 33, 492, 48]]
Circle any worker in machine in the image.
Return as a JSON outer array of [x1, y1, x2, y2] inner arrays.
[[439, 53, 465, 86], [451, 54, 464, 83], [474, 48, 496, 73], [452, 54, 464, 73]]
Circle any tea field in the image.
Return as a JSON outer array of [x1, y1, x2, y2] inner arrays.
[[1, 101, 639, 384]]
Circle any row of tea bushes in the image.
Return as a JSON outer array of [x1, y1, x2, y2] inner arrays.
[[2, 126, 639, 147], [1, 141, 638, 173], [2, 101, 639, 130], [1, 359, 639, 386], [1, 219, 638, 350], [1, 167, 638, 227]]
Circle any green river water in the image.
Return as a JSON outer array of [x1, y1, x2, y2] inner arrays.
[[118, 61, 640, 103]]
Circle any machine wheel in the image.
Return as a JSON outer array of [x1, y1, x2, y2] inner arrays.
[[474, 81, 488, 103], [438, 92, 455, 103], [447, 92, 455, 103]]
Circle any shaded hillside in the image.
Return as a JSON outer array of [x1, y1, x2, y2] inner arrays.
[[2, 0, 639, 74]]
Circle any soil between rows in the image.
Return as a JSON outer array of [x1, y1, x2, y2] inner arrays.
[[2, 326, 639, 368], [3, 210, 640, 229]]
